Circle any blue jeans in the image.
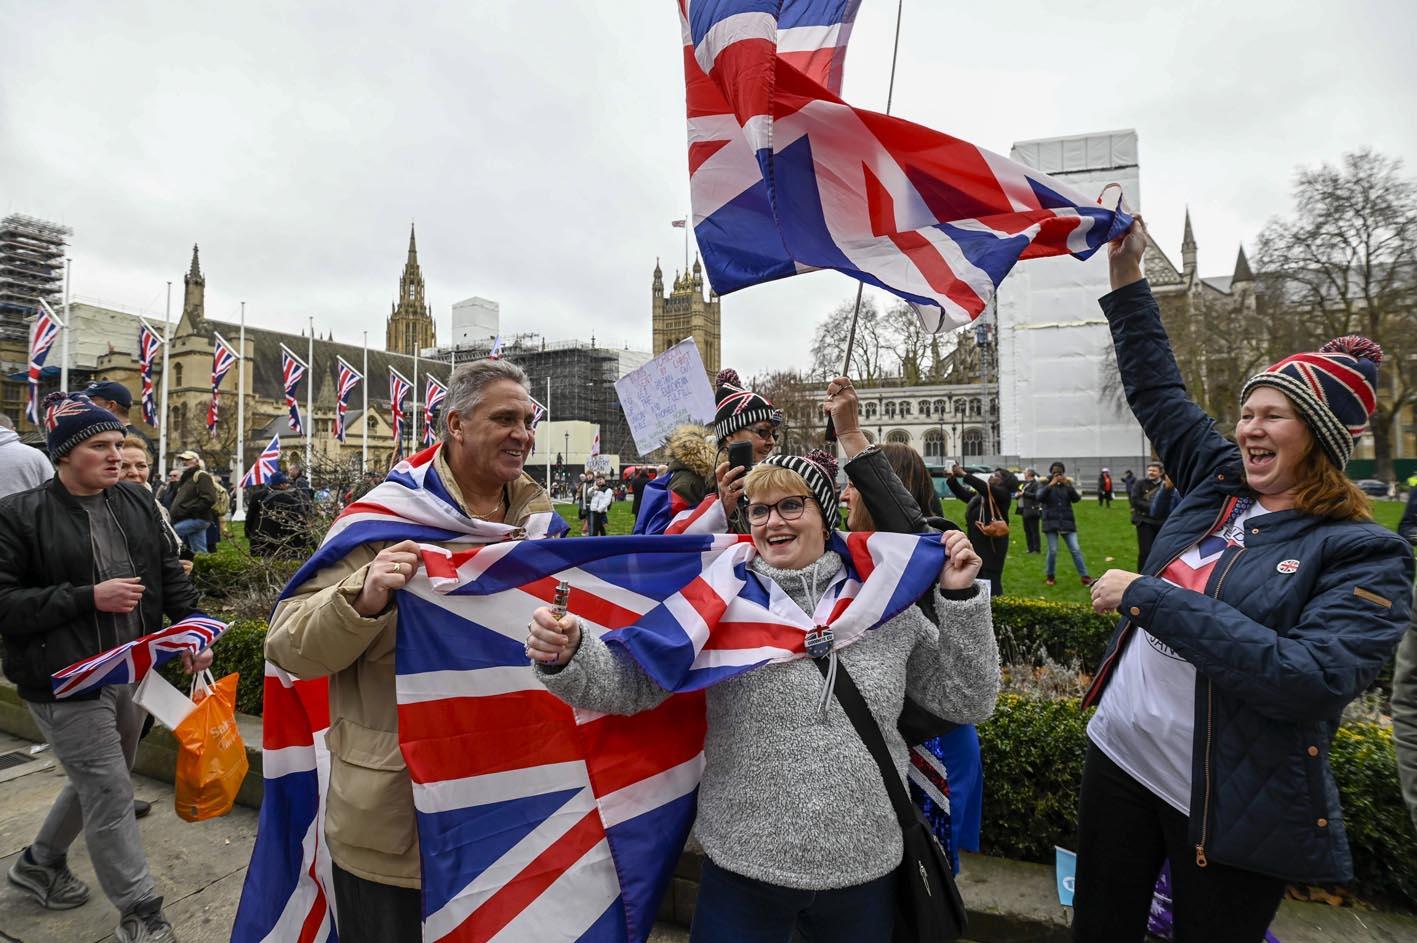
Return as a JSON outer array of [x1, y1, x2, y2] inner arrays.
[[690, 857, 896, 943], [1046, 530, 1088, 578], [172, 516, 209, 554]]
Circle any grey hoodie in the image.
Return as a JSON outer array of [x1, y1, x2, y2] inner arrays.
[[0, 427, 53, 499], [538, 551, 999, 890]]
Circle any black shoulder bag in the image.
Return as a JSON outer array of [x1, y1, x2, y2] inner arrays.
[[814, 657, 969, 941]]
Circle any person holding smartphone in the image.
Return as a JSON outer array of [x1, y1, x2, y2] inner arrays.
[[707, 368, 783, 534]]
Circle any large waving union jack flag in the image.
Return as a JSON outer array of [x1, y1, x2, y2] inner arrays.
[[682, 0, 1132, 332], [207, 332, 239, 433], [137, 320, 164, 427], [25, 305, 63, 425], [282, 345, 309, 435], [389, 366, 412, 458], [423, 375, 448, 447], [332, 357, 363, 442], [51, 614, 228, 699], [240, 434, 282, 488]]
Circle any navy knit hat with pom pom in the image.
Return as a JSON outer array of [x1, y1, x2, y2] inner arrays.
[[712, 368, 782, 442], [42, 391, 125, 459], [1240, 335, 1382, 468], [761, 448, 840, 528]]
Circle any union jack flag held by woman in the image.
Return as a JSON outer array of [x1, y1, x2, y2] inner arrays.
[[423, 375, 448, 446], [281, 345, 309, 435], [51, 614, 228, 699], [137, 320, 164, 427], [332, 356, 363, 442], [389, 366, 412, 458], [240, 434, 282, 488], [207, 332, 238, 433], [25, 304, 63, 425]]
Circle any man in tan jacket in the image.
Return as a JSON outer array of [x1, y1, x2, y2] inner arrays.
[[265, 360, 557, 941]]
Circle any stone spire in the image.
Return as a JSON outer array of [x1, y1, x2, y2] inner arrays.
[[1232, 245, 1254, 283], [386, 222, 436, 354], [178, 243, 206, 335], [1181, 208, 1197, 279], [187, 244, 203, 283]]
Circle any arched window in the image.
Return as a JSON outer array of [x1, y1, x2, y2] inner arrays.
[[886, 428, 911, 446], [918, 399, 932, 417], [863, 400, 878, 420], [962, 428, 985, 457], [863, 429, 876, 444], [969, 397, 982, 417], [884, 401, 897, 419], [923, 428, 944, 462], [900, 401, 912, 418], [174, 363, 184, 387], [952, 398, 966, 415], [933, 398, 947, 415]]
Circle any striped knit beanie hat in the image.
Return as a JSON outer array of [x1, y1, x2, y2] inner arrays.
[[43, 392, 126, 459], [761, 449, 840, 527], [1240, 335, 1381, 468], [713, 369, 782, 442]]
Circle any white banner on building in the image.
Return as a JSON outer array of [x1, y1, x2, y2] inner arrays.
[[614, 337, 717, 455]]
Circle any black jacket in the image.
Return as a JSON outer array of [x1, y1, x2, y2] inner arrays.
[[1016, 479, 1042, 518], [1037, 478, 1082, 532], [946, 473, 1011, 574], [0, 477, 200, 702], [1130, 476, 1165, 526], [170, 465, 218, 523]]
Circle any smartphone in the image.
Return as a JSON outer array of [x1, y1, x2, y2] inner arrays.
[[727, 440, 754, 474]]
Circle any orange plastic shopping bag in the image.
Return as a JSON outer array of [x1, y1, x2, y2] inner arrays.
[[173, 670, 248, 822]]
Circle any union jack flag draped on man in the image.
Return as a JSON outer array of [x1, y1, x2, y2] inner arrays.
[[50, 614, 228, 699], [240, 434, 282, 488], [25, 305, 62, 425], [332, 357, 363, 442], [137, 320, 163, 427], [423, 375, 448, 447], [681, 0, 1132, 332], [389, 367, 412, 458], [207, 332, 238, 433], [232, 443, 946, 941], [281, 345, 309, 435]]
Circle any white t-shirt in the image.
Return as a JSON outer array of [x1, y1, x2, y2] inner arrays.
[[1088, 497, 1269, 813]]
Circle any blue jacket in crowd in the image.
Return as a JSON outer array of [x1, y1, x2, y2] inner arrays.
[[1083, 279, 1414, 884]]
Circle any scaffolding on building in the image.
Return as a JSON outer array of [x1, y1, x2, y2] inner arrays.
[[0, 214, 72, 341]]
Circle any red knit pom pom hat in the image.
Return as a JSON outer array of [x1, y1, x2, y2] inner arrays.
[[712, 368, 782, 442], [1240, 335, 1381, 468]]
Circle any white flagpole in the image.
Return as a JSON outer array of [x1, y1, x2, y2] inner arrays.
[[545, 376, 551, 495], [306, 317, 314, 480], [362, 331, 369, 473], [412, 348, 420, 450], [159, 282, 172, 475], [60, 256, 71, 391], [234, 302, 247, 522]]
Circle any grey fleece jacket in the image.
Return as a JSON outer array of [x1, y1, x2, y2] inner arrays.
[[0, 428, 53, 500], [537, 551, 999, 890]]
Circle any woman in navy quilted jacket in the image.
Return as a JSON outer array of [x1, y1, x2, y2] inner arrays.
[[1074, 217, 1414, 942]]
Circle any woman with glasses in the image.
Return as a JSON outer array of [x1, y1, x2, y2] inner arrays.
[[528, 449, 999, 942]]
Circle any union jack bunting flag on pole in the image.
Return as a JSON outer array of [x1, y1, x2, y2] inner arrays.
[[530, 393, 547, 428], [681, 0, 1132, 332], [423, 375, 448, 447], [25, 302, 63, 425], [589, 431, 600, 458], [332, 356, 363, 442], [207, 332, 238, 433], [389, 366, 412, 458], [51, 614, 228, 699], [137, 320, 164, 427], [281, 345, 309, 435], [233, 441, 940, 941], [240, 434, 282, 488]]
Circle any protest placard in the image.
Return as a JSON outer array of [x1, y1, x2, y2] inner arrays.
[[614, 338, 717, 455]]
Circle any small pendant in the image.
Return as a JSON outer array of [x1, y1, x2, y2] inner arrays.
[[805, 626, 834, 659]]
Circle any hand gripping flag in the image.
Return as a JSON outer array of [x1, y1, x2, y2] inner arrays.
[[681, 0, 1132, 332], [137, 320, 164, 427], [241, 434, 282, 488], [332, 357, 363, 442], [281, 345, 309, 435], [25, 305, 62, 425], [423, 376, 448, 447], [207, 332, 238, 433], [51, 614, 228, 699], [389, 367, 413, 458]]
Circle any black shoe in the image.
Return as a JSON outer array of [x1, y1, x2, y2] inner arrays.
[[134, 799, 152, 819], [7, 846, 91, 910], [116, 896, 176, 943]]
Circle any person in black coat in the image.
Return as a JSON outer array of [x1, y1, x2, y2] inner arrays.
[[1038, 461, 1092, 586], [1130, 462, 1167, 570], [1015, 468, 1043, 553], [946, 464, 1014, 597]]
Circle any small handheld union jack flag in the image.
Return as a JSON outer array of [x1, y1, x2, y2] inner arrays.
[[26, 304, 63, 425], [137, 320, 164, 428], [488, 334, 503, 359], [280, 345, 308, 435], [332, 357, 363, 442], [389, 366, 412, 458], [422, 375, 447, 446], [51, 613, 229, 699], [207, 332, 238, 434], [240, 434, 282, 488]]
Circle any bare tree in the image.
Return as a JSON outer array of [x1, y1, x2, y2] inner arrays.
[[750, 369, 827, 455], [810, 296, 889, 382], [1257, 149, 1417, 478]]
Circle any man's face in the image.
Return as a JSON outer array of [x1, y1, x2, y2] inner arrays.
[[61, 431, 125, 492], [120, 446, 151, 485], [182, 456, 199, 471], [444, 380, 536, 485], [1147, 465, 1162, 481]]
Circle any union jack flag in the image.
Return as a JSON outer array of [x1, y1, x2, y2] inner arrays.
[[281, 345, 309, 435], [389, 367, 412, 458], [207, 332, 238, 433], [682, 0, 1132, 332], [44, 395, 96, 432], [137, 320, 164, 427], [488, 335, 504, 359], [240, 434, 282, 488], [530, 394, 547, 428], [25, 305, 62, 425], [423, 375, 448, 447], [51, 613, 228, 699], [332, 357, 362, 442]]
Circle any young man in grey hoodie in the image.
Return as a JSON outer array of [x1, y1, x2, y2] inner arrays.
[[0, 412, 53, 498]]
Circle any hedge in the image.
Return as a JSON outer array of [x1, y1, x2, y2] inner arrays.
[[158, 618, 269, 717], [992, 597, 1117, 671]]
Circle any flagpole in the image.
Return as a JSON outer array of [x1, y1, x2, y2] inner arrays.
[[159, 281, 171, 475], [306, 316, 314, 480], [545, 376, 551, 495], [233, 302, 247, 522], [60, 256, 71, 392], [412, 347, 420, 450], [362, 331, 369, 474]]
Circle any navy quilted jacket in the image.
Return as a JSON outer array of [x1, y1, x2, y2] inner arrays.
[[1082, 280, 1414, 884]]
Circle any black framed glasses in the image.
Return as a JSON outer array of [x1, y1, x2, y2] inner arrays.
[[748, 424, 778, 441], [746, 495, 812, 525]]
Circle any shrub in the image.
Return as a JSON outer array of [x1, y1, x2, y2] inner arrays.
[[191, 546, 300, 623], [993, 597, 1116, 671], [1330, 723, 1417, 908], [159, 618, 270, 717]]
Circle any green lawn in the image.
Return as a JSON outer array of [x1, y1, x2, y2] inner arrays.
[[557, 497, 1408, 607]]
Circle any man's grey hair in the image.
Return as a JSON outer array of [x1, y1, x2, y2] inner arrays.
[[442, 359, 530, 436], [0, 412, 13, 430]]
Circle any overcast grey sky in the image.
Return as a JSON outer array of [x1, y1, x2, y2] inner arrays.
[[4, 1, 1415, 378]]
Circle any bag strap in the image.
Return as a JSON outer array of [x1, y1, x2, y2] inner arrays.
[[813, 657, 918, 828]]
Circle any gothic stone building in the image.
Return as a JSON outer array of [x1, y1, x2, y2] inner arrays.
[[652, 255, 720, 380]]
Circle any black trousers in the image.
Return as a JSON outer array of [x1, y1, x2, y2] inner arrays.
[[1135, 522, 1159, 572], [331, 863, 422, 942], [590, 511, 608, 536], [1073, 744, 1286, 943], [1022, 514, 1041, 553]]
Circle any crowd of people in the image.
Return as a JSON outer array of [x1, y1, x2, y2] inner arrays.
[[2, 220, 1417, 943]]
